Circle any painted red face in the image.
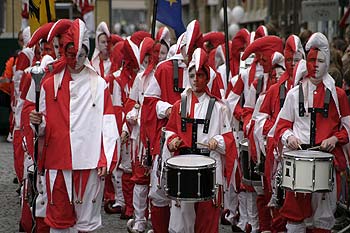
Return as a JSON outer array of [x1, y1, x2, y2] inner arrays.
[[65, 46, 77, 69], [285, 50, 303, 76], [307, 48, 327, 79], [42, 42, 55, 59], [189, 67, 209, 93], [258, 54, 272, 73]]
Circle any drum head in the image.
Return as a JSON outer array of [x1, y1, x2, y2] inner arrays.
[[166, 154, 215, 168], [283, 150, 333, 159]]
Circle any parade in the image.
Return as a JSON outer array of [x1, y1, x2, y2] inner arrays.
[[0, 0, 350, 232]]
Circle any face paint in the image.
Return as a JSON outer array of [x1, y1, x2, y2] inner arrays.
[[259, 54, 272, 73], [65, 46, 77, 69], [285, 50, 303, 76], [98, 34, 109, 56], [307, 48, 327, 79], [41, 42, 55, 58], [189, 67, 209, 93]]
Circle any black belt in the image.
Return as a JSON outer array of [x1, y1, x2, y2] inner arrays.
[[179, 147, 210, 156]]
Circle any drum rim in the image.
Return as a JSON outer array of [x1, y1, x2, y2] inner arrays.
[[280, 185, 333, 193], [165, 194, 216, 202], [283, 150, 334, 159], [165, 155, 216, 169], [282, 154, 334, 161]]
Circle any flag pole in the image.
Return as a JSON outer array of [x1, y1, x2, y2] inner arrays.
[[223, 0, 230, 85], [151, 0, 158, 39], [109, 0, 113, 32]]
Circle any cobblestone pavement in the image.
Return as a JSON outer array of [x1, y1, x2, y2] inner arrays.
[[0, 136, 233, 233]]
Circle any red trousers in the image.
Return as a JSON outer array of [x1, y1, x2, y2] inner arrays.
[[13, 129, 24, 182], [122, 172, 134, 216], [151, 205, 170, 233], [45, 170, 76, 229], [194, 200, 221, 233]]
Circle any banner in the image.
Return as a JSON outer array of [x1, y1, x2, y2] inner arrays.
[[29, 0, 56, 34], [156, 0, 186, 38]]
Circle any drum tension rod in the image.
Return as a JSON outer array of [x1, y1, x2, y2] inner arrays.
[[197, 172, 201, 197]]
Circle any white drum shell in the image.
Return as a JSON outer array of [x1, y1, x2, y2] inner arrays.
[[281, 150, 333, 193]]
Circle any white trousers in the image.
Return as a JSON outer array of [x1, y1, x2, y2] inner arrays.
[[112, 168, 125, 207], [169, 201, 196, 233], [237, 191, 259, 232], [133, 184, 149, 231]]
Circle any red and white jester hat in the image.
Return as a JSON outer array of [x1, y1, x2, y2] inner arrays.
[[139, 37, 155, 66], [271, 51, 285, 70], [231, 28, 250, 75], [293, 59, 307, 86], [123, 37, 140, 70], [184, 20, 203, 56], [27, 22, 54, 48], [202, 31, 225, 52], [47, 19, 73, 43], [156, 26, 171, 49], [254, 25, 268, 40], [284, 35, 305, 59], [188, 47, 210, 76], [93, 21, 110, 57], [305, 32, 330, 67], [130, 31, 152, 47], [241, 36, 283, 62], [59, 18, 90, 59]]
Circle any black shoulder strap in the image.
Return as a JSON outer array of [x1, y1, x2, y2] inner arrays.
[[256, 75, 263, 101], [203, 97, 216, 134], [181, 95, 187, 132], [323, 88, 331, 118], [279, 83, 286, 109], [299, 84, 305, 117], [172, 60, 182, 92]]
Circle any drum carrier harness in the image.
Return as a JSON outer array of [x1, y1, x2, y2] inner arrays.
[[179, 95, 216, 156], [172, 60, 185, 93], [298, 84, 331, 148]]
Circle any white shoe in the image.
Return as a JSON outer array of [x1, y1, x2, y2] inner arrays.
[[6, 132, 12, 143], [127, 219, 138, 233], [147, 230, 154, 233]]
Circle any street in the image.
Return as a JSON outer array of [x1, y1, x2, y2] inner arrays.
[[0, 136, 233, 233]]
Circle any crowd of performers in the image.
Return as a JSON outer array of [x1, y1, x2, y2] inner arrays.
[[3, 16, 350, 233]]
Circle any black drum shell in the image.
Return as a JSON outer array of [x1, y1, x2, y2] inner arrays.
[[165, 162, 216, 201]]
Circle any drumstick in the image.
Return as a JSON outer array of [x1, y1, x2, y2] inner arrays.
[[195, 142, 209, 147], [307, 145, 320, 150], [298, 144, 303, 150]]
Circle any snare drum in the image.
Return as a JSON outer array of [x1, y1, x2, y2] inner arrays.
[[239, 139, 262, 186], [164, 154, 216, 201], [281, 150, 334, 193]]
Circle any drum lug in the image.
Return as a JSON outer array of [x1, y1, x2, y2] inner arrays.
[[197, 172, 201, 197], [177, 172, 181, 197]]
